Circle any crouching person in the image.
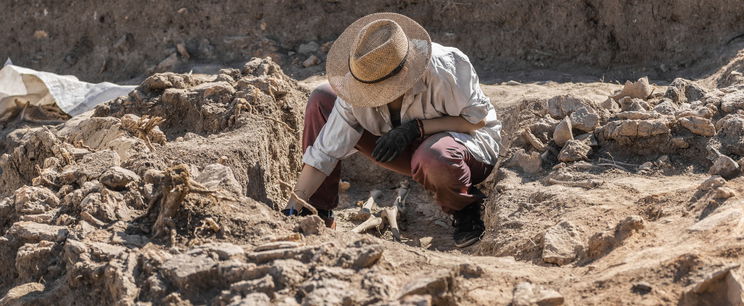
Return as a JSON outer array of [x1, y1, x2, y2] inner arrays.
[[283, 13, 502, 248]]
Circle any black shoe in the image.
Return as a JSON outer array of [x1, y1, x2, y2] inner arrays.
[[452, 202, 485, 248]]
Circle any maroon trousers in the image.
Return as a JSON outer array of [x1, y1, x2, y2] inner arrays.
[[303, 84, 493, 214]]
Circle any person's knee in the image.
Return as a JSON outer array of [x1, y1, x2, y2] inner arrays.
[[411, 144, 453, 178], [307, 83, 336, 111]]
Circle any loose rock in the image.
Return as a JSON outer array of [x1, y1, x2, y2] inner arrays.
[[569, 107, 599, 132], [612, 77, 653, 100], [698, 176, 726, 191], [100, 166, 141, 190], [709, 155, 740, 179], [553, 117, 573, 147], [299, 215, 325, 235], [679, 116, 716, 136], [558, 140, 591, 162], [512, 281, 564, 306], [542, 221, 583, 265]]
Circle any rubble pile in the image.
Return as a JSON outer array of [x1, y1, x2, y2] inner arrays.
[[0, 58, 459, 305], [506, 76, 744, 180]]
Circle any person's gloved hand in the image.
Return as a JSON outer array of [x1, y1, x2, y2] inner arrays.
[[372, 119, 422, 163]]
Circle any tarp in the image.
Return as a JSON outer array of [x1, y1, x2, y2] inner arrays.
[[0, 59, 135, 118]]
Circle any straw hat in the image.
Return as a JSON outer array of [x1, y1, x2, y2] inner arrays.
[[326, 13, 432, 107]]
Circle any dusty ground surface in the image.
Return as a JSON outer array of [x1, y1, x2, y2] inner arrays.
[[2, 2, 744, 305], [1, 51, 744, 305]]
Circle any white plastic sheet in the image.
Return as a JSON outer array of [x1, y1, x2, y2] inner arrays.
[[0, 59, 135, 118]]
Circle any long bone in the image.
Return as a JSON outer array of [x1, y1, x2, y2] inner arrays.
[[351, 215, 383, 233], [351, 189, 383, 221]]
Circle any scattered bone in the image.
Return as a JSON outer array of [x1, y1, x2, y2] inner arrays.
[[382, 207, 400, 241], [254, 241, 302, 252], [351, 189, 382, 221], [80, 211, 106, 227], [522, 128, 547, 151], [351, 215, 383, 234]]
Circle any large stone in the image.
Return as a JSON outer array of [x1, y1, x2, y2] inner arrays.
[[542, 221, 583, 265], [558, 140, 591, 162], [698, 176, 727, 191], [688, 203, 744, 233], [7, 222, 68, 242], [299, 215, 325, 235], [396, 269, 457, 305], [195, 164, 243, 196], [508, 149, 542, 174], [512, 282, 565, 306], [680, 265, 744, 306], [15, 241, 55, 282], [0, 282, 46, 305], [721, 90, 744, 113], [161, 254, 218, 291], [100, 166, 141, 190], [679, 116, 716, 137], [59, 150, 121, 186], [298, 41, 320, 54], [14, 186, 59, 215], [230, 274, 275, 296], [601, 119, 670, 139], [710, 155, 740, 179], [569, 107, 600, 132], [612, 77, 653, 100], [717, 114, 744, 155], [188, 242, 245, 260], [553, 117, 573, 147], [547, 95, 594, 119]]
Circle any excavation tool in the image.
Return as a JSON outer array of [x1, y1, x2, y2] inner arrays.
[[351, 181, 410, 241]]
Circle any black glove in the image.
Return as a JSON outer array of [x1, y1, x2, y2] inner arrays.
[[372, 119, 422, 163]]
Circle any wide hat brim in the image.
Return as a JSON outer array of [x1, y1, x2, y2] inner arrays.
[[326, 13, 432, 108]]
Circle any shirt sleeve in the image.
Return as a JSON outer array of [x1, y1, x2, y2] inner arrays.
[[302, 97, 363, 176], [430, 47, 491, 124]]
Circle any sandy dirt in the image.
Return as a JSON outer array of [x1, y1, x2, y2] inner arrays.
[[2, 2, 744, 306]]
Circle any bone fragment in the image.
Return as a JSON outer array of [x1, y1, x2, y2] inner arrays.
[[382, 206, 401, 241], [351, 215, 383, 234], [521, 128, 547, 152], [254, 241, 302, 252], [352, 189, 382, 221]]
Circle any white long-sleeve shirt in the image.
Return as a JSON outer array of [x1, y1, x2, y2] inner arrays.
[[303, 43, 502, 176]]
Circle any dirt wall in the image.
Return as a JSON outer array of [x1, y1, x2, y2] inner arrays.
[[3, 0, 744, 83]]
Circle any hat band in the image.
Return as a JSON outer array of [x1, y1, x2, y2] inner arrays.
[[349, 41, 409, 84]]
